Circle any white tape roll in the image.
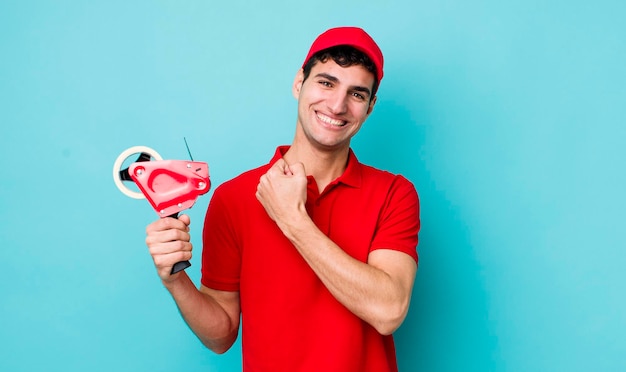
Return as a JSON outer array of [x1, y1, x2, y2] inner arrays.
[[112, 146, 163, 199]]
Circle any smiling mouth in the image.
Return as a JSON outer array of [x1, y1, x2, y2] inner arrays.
[[316, 112, 346, 127]]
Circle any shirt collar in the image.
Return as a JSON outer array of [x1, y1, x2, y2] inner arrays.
[[270, 146, 362, 188]]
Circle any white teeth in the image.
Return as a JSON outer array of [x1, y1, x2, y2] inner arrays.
[[317, 113, 345, 126]]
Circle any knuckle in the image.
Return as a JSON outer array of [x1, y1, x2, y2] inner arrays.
[[158, 269, 170, 279], [174, 240, 186, 251], [162, 218, 174, 229], [167, 229, 183, 242], [153, 255, 166, 267]]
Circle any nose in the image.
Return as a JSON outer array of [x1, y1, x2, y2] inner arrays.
[[326, 90, 348, 115]]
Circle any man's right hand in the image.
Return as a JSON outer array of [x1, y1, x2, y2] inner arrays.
[[145, 214, 193, 282]]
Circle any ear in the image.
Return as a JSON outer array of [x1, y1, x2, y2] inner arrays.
[[292, 69, 305, 99], [366, 95, 377, 115]]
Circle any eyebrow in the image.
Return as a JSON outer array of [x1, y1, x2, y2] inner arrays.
[[314, 72, 372, 98]]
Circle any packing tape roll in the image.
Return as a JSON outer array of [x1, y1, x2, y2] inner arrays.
[[112, 145, 163, 199]]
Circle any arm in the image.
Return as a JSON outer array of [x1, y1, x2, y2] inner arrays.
[[284, 218, 416, 335], [256, 160, 417, 335], [145, 215, 241, 353]]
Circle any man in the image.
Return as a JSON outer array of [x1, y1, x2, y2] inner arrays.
[[145, 26, 420, 371]]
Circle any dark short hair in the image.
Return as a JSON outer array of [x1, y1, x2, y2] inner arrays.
[[302, 45, 380, 97]]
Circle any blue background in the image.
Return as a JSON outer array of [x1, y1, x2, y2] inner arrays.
[[1, 1, 624, 371]]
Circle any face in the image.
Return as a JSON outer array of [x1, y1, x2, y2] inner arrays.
[[292, 59, 377, 152]]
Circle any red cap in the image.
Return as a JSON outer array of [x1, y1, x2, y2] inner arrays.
[[302, 27, 384, 83]]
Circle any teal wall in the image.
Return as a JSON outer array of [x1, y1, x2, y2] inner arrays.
[[1, 1, 624, 371]]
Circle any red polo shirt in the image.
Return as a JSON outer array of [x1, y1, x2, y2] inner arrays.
[[201, 146, 419, 372]]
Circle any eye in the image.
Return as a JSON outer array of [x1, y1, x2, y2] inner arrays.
[[352, 92, 366, 101], [319, 80, 332, 87]]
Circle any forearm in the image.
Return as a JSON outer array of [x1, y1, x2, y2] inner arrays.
[[280, 214, 416, 335], [162, 273, 238, 353]]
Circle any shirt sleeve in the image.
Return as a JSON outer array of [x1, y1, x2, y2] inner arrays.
[[200, 186, 242, 291], [370, 175, 420, 264]]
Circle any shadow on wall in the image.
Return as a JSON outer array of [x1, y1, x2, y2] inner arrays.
[[353, 71, 499, 371]]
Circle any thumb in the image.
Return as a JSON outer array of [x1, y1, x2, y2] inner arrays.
[[272, 158, 289, 175], [288, 162, 306, 177], [178, 214, 191, 227]]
